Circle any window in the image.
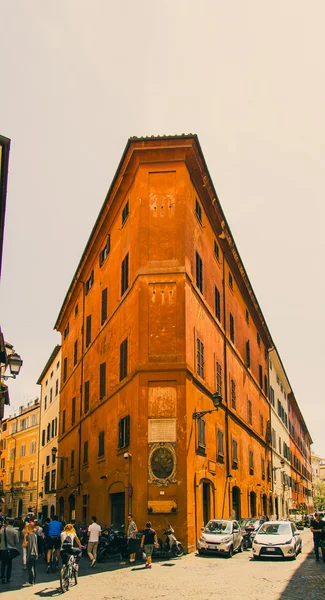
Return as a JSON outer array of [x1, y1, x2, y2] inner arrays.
[[232, 439, 238, 468], [269, 359, 272, 370], [120, 338, 128, 381], [195, 199, 202, 224], [19, 469, 24, 482], [9, 447, 15, 460], [86, 315, 92, 347], [62, 410, 66, 434], [259, 365, 263, 388], [198, 417, 206, 449], [74, 340, 78, 366], [41, 465, 44, 480], [216, 362, 222, 395], [260, 414, 264, 437], [20, 417, 28, 430], [50, 370, 53, 379], [44, 472, 50, 492], [72, 397, 76, 425], [98, 431, 105, 457], [50, 388, 53, 403], [269, 386, 275, 407], [267, 461, 272, 481], [279, 437, 282, 455], [264, 375, 268, 396], [100, 362, 106, 399], [63, 358, 67, 383], [195, 252, 203, 293], [228, 272, 233, 289], [51, 419, 55, 438], [84, 381, 90, 413], [0, 458, 4, 469], [99, 234, 111, 266], [70, 450, 75, 471], [217, 430, 224, 460], [229, 313, 235, 343], [245, 340, 251, 368], [47, 423, 51, 442], [51, 469, 56, 490], [261, 458, 265, 480], [257, 332, 260, 347], [75, 303, 79, 317], [118, 415, 130, 449], [60, 458, 65, 479], [101, 288, 108, 325], [214, 240, 219, 261], [231, 379, 236, 409], [83, 441, 89, 465], [20, 445, 26, 457], [272, 428, 276, 449], [85, 270, 94, 295], [215, 286, 221, 322], [249, 450, 254, 475], [44, 395, 47, 411], [42, 429, 45, 446], [55, 379, 59, 396], [196, 338, 204, 379], [122, 200, 129, 224], [121, 253, 129, 295], [29, 467, 34, 481], [245, 308, 249, 323], [63, 322, 69, 340], [46, 454, 50, 466], [247, 400, 252, 425]]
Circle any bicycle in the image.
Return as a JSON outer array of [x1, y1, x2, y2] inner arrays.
[[60, 552, 78, 593]]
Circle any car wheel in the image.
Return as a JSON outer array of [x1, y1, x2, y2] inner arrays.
[[253, 555, 260, 560], [226, 545, 233, 558], [198, 549, 204, 555], [238, 541, 244, 553]]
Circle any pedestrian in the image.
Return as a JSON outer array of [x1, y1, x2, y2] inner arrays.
[[310, 512, 325, 561], [0, 517, 20, 585], [87, 516, 101, 567], [23, 522, 38, 587], [22, 521, 29, 569], [140, 522, 159, 569], [34, 520, 44, 557], [127, 514, 138, 564], [45, 515, 63, 572]]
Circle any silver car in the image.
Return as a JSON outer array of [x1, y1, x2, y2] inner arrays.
[[197, 519, 244, 558], [252, 520, 302, 560]]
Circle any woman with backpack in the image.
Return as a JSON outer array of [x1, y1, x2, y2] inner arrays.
[[60, 523, 83, 570]]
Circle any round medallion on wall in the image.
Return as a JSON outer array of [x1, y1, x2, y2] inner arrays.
[[148, 443, 177, 487]]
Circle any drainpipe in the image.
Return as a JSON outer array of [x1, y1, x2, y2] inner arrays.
[[77, 280, 86, 515], [222, 251, 230, 518]]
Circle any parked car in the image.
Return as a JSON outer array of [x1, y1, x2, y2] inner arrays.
[[197, 519, 244, 558], [252, 520, 302, 560], [244, 518, 265, 547]]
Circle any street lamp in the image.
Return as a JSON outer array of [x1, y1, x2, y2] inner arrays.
[[192, 392, 223, 420], [3, 353, 23, 380], [51, 447, 68, 462]]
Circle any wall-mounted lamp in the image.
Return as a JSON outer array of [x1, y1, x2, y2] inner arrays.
[[192, 392, 223, 420], [3, 353, 23, 380], [51, 446, 68, 462]]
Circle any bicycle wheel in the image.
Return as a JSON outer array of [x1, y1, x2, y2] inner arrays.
[[51, 549, 57, 572], [60, 566, 69, 593]]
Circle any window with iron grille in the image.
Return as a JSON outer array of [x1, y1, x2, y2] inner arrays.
[[217, 430, 224, 461], [121, 253, 129, 296], [101, 288, 108, 324], [195, 252, 203, 293], [118, 415, 130, 449], [84, 381, 90, 413], [120, 338, 128, 381], [245, 340, 251, 368], [122, 200, 129, 225], [100, 362, 106, 399], [216, 361, 222, 395], [74, 340, 78, 366], [215, 286, 221, 322], [261, 457, 265, 480], [249, 450, 254, 474], [230, 313, 235, 343], [70, 450, 75, 471], [231, 379, 236, 409], [232, 439, 238, 468], [99, 235, 110, 266], [214, 240, 219, 261], [196, 338, 204, 379], [195, 199, 202, 224], [98, 431, 105, 457], [83, 441, 88, 465], [85, 270, 94, 295], [247, 400, 252, 425], [71, 397, 76, 425], [260, 414, 264, 437], [198, 417, 206, 449], [63, 358, 67, 383], [86, 315, 92, 347]]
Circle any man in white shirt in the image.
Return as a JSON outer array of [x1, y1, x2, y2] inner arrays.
[[87, 516, 101, 567]]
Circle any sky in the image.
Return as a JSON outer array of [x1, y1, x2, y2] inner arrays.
[[0, 1, 324, 453]]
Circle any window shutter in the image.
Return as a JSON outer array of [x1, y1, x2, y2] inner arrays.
[[125, 415, 130, 446]]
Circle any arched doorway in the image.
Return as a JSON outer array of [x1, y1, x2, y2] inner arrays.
[[249, 491, 256, 517], [262, 494, 267, 516], [50, 505, 55, 518], [17, 498, 23, 517], [275, 496, 279, 519], [232, 486, 241, 519], [68, 494, 75, 521], [58, 497, 64, 521], [108, 481, 125, 528]]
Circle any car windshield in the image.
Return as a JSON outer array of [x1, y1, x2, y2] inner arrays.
[[246, 520, 261, 526], [204, 520, 232, 534], [258, 523, 291, 536]]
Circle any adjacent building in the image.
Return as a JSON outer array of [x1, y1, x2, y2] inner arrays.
[[36, 345, 61, 519], [288, 393, 313, 514]]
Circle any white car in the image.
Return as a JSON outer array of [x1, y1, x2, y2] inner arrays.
[[252, 520, 302, 560], [198, 519, 244, 558]]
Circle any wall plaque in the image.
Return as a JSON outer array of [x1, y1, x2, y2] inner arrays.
[[147, 500, 177, 514], [148, 419, 176, 443]]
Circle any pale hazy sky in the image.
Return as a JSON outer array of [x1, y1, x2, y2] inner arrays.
[[1, 2, 324, 453]]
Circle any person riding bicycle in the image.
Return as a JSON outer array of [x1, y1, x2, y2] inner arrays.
[[45, 515, 63, 572], [60, 523, 83, 571]]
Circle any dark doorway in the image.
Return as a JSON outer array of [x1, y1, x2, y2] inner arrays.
[[110, 492, 125, 528], [202, 482, 210, 526], [50, 505, 55, 518], [17, 498, 23, 517], [42, 505, 49, 520], [262, 494, 267, 516], [249, 491, 256, 517], [59, 497, 64, 521], [68, 494, 75, 521], [275, 496, 279, 519], [232, 486, 241, 519]]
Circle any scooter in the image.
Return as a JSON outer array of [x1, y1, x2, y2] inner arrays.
[[97, 525, 129, 561], [152, 526, 184, 558]]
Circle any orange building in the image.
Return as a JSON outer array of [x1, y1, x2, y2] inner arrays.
[[55, 135, 295, 551], [288, 393, 313, 514]]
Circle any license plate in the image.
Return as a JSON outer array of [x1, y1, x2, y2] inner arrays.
[[266, 547, 275, 552], [208, 544, 219, 549]]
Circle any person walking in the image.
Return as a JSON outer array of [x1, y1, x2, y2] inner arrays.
[[22, 521, 29, 569], [140, 522, 159, 569], [87, 516, 101, 567], [127, 514, 138, 564], [22, 522, 38, 587], [310, 512, 325, 561], [0, 518, 20, 585]]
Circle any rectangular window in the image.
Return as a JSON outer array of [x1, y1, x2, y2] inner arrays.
[[195, 252, 203, 293], [279, 437, 282, 454], [20, 445, 26, 457], [84, 381, 90, 413], [74, 340, 78, 366], [44, 395, 47, 410], [47, 423, 51, 442], [85, 270, 94, 295], [83, 441, 89, 465], [99, 235, 111, 266], [245, 308, 250, 323], [75, 303, 79, 317], [257, 332, 260, 347], [214, 240, 219, 261], [121, 253, 129, 296], [217, 430, 224, 460], [100, 362, 106, 399], [228, 272, 233, 289], [264, 375, 268, 396], [122, 200, 129, 224], [215, 286, 221, 322], [72, 397, 76, 425], [62, 409, 66, 434], [50, 388, 53, 403], [261, 458, 265, 480], [51, 469, 56, 490], [249, 450, 254, 475], [270, 386, 275, 407], [63, 358, 67, 383], [196, 338, 204, 379], [247, 400, 252, 425], [232, 439, 238, 468], [120, 338, 128, 381], [86, 315, 92, 347], [42, 429, 45, 446], [70, 450, 75, 471], [259, 364, 263, 388], [30, 441, 36, 454], [231, 379, 236, 409], [98, 431, 105, 457], [195, 198, 202, 224], [267, 461, 272, 481], [63, 322, 69, 340], [245, 340, 251, 368], [216, 361, 222, 395], [51, 419, 55, 438], [41, 464, 44, 480], [260, 414, 264, 437], [272, 428, 276, 449], [55, 379, 59, 396], [198, 417, 206, 449], [44, 472, 50, 492], [229, 313, 235, 343], [20, 469, 24, 482], [101, 288, 108, 325], [118, 415, 130, 449]]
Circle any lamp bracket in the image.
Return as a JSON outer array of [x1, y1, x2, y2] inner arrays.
[[192, 408, 218, 420]]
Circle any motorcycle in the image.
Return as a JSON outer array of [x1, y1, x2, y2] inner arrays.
[[97, 525, 129, 561], [152, 526, 184, 558]]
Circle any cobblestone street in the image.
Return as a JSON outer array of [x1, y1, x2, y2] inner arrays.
[[3, 529, 325, 600]]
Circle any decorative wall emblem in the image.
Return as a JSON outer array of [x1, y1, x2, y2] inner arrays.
[[148, 443, 177, 487]]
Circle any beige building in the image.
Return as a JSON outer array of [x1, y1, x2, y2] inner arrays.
[[37, 345, 61, 520], [311, 452, 322, 482]]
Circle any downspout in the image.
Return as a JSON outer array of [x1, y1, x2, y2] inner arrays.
[[36, 390, 43, 517], [77, 280, 86, 514], [222, 250, 230, 518]]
